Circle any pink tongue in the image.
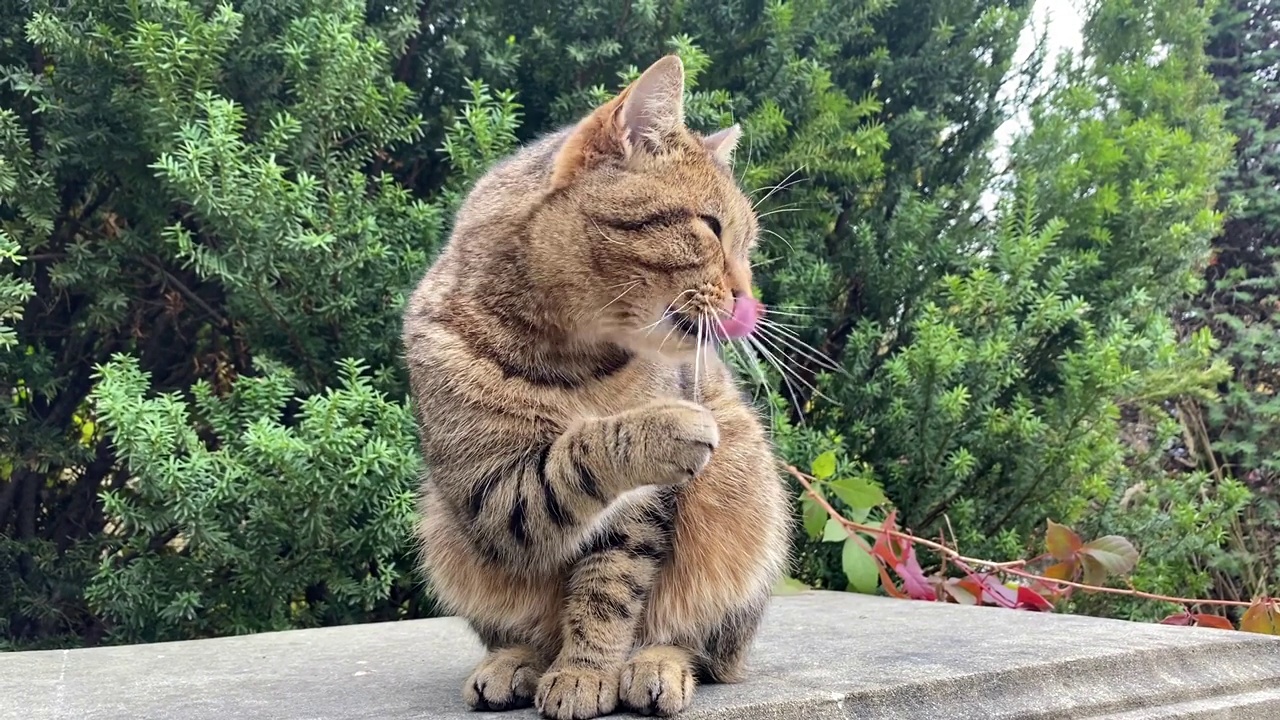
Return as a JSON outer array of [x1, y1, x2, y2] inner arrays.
[[718, 296, 763, 340]]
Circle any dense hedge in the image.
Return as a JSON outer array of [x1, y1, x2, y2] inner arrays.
[[2, 0, 1263, 649]]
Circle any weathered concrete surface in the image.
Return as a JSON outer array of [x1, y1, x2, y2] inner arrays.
[[4, 591, 1279, 719]]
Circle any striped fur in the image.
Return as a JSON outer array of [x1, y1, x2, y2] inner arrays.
[[402, 55, 791, 719]]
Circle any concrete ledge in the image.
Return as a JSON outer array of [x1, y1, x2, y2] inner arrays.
[[4, 591, 1280, 719]]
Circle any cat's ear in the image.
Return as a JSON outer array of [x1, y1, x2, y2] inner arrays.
[[550, 55, 687, 189], [702, 124, 742, 166], [616, 54, 686, 151]]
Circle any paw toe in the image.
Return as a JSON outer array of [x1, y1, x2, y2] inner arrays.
[[463, 652, 541, 711], [619, 658, 695, 716], [535, 668, 619, 720]]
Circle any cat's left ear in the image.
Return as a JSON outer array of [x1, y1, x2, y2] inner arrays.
[[551, 55, 687, 189], [702, 124, 742, 165], [615, 55, 686, 153]]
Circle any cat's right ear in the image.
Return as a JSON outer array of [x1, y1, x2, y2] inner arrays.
[[551, 55, 687, 190]]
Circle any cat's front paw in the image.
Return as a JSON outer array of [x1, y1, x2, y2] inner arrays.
[[463, 647, 543, 711], [535, 666, 619, 720], [619, 647, 696, 716], [629, 400, 719, 486]]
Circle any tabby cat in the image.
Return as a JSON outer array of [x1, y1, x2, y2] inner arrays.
[[401, 55, 791, 719]]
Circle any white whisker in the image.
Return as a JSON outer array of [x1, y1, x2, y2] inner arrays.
[[640, 290, 696, 335], [711, 316, 775, 429], [657, 321, 682, 351], [746, 334, 806, 424], [758, 227, 795, 251], [764, 306, 834, 319], [712, 315, 770, 390], [751, 166, 807, 210], [738, 337, 778, 434], [755, 206, 805, 220], [592, 281, 641, 319], [591, 219, 626, 246], [756, 317, 806, 329], [751, 331, 836, 406], [755, 321, 846, 375], [694, 317, 705, 402]]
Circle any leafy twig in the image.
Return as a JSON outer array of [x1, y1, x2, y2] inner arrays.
[[783, 463, 1258, 610]]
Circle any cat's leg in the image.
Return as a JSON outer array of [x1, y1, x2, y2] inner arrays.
[[535, 490, 676, 720], [417, 395, 718, 715], [418, 485, 564, 711], [618, 597, 768, 716], [424, 397, 718, 577], [694, 596, 768, 683], [617, 598, 766, 716], [624, 386, 790, 715]]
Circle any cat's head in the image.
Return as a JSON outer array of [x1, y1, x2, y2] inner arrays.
[[528, 55, 763, 361]]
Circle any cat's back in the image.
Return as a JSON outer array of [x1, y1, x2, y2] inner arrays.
[[401, 130, 567, 350]]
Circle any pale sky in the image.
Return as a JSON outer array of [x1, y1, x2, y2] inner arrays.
[[995, 0, 1086, 142], [985, 0, 1086, 210]]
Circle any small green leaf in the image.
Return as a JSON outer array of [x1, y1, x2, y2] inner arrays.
[[801, 493, 826, 540], [1079, 554, 1107, 588], [822, 518, 849, 542], [842, 537, 879, 594], [810, 450, 837, 480], [828, 476, 887, 510], [772, 576, 810, 596], [845, 504, 871, 524], [1078, 535, 1139, 578]]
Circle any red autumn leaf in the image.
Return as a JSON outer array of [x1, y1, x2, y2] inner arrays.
[[1160, 611, 1235, 630], [1015, 585, 1054, 612], [869, 510, 903, 566], [1240, 600, 1280, 636], [1045, 520, 1083, 562], [878, 564, 909, 599], [1027, 576, 1070, 601], [941, 578, 979, 605], [954, 576, 987, 604], [957, 574, 1051, 611], [871, 511, 937, 601], [897, 545, 937, 601], [961, 572, 1017, 609], [1191, 614, 1235, 631]]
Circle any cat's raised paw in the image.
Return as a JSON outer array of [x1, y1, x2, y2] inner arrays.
[[463, 647, 544, 711], [631, 400, 719, 485], [535, 666, 619, 720], [619, 647, 696, 716]]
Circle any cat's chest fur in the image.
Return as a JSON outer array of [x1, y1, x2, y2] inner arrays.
[[566, 356, 697, 418]]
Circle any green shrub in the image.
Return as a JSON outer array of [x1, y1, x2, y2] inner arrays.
[[84, 355, 423, 645], [0, 0, 445, 648]]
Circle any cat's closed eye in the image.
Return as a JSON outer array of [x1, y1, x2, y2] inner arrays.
[[699, 215, 722, 239]]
